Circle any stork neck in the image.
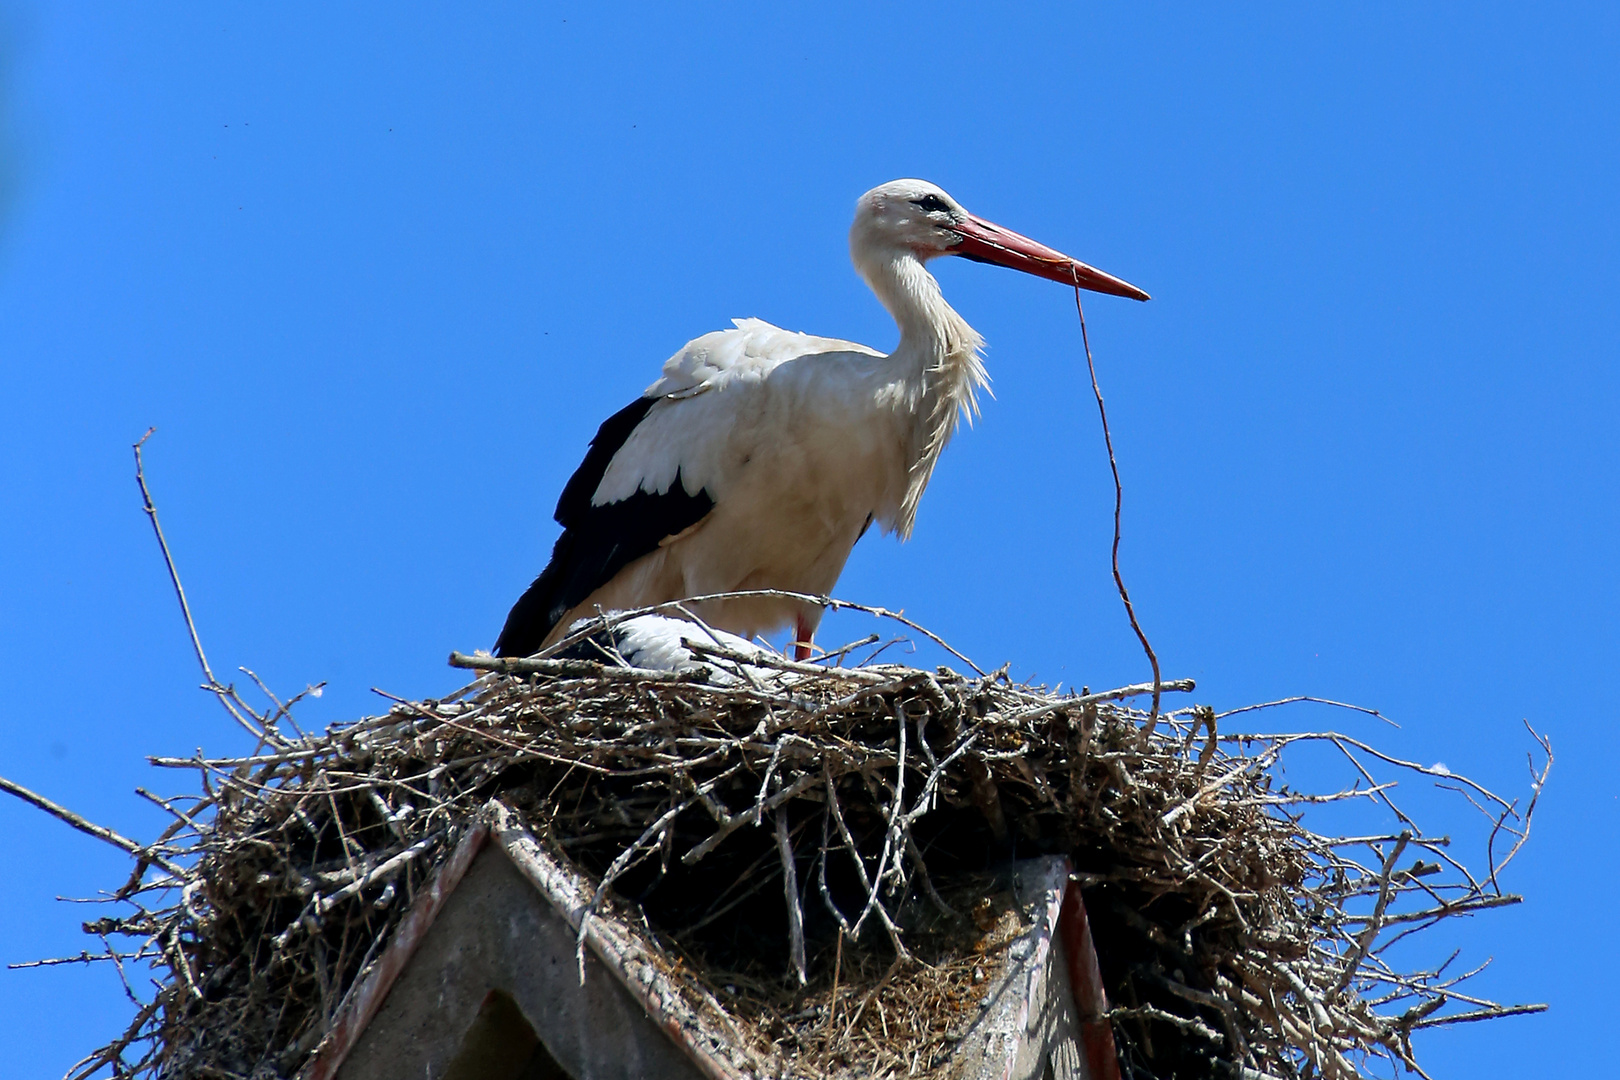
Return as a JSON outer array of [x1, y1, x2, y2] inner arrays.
[[864, 253, 977, 362], [859, 250, 988, 538]]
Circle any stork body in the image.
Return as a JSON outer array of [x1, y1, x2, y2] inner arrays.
[[495, 180, 1147, 659]]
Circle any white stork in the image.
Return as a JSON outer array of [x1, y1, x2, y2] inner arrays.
[[495, 179, 1148, 659]]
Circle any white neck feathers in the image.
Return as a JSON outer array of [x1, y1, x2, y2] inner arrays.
[[861, 254, 989, 538]]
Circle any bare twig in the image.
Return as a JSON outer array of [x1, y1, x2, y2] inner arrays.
[[1409, 1002, 1548, 1029], [132, 429, 274, 744], [1071, 284, 1162, 729], [132, 429, 212, 687], [0, 775, 184, 877], [776, 805, 807, 986], [1215, 695, 1397, 728], [1335, 832, 1410, 994]]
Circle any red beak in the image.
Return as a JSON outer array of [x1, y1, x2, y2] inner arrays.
[[948, 213, 1150, 301]]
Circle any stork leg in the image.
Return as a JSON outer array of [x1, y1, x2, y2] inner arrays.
[[793, 613, 814, 662]]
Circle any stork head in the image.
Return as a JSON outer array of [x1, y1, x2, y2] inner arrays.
[[850, 179, 1149, 302]]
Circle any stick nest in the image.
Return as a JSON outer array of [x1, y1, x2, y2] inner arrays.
[[35, 612, 1548, 1080]]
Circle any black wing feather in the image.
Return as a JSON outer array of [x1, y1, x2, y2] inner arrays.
[[494, 397, 715, 657], [553, 396, 657, 527]]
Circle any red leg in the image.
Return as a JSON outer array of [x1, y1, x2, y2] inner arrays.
[[793, 614, 813, 662]]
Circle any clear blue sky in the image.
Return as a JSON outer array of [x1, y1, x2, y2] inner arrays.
[[1, 4, 1614, 1076]]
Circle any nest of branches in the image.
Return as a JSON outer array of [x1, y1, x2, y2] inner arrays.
[[15, 605, 1548, 1080]]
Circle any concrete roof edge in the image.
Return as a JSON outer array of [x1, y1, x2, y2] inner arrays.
[[301, 808, 494, 1080], [297, 799, 755, 1080]]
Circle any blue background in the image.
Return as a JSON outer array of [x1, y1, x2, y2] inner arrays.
[[1, 4, 1613, 1075]]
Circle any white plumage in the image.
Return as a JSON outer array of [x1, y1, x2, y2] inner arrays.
[[495, 180, 1148, 659], [560, 613, 778, 686]]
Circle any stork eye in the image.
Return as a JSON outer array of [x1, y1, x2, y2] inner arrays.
[[912, 194, 952, 214]]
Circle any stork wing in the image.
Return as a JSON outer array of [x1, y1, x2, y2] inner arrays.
[[596, 318, 881, 505], [495, 320, 874, 657], [493, 394, 714, 657], [642, 317, 869, 400]]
